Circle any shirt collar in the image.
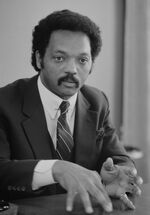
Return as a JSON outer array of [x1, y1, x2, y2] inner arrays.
[[37, 76, 77, 119]]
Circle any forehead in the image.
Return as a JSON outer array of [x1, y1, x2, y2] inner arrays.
[[47, 30, 91, 55]]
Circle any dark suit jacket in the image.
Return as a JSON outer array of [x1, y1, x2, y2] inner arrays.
[[0, 75, 131, 200]]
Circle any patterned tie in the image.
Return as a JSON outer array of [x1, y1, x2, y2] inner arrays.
[[56, 101, 74, 160]]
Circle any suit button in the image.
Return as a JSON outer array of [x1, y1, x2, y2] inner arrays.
[[12, 186, 17, 191], [16, 187, 21, 191], [8, 185, 12, 191], [21, 186, 26, 191]]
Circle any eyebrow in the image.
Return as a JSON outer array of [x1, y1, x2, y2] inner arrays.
[[54, 50, 91, 57], [54, 50, 66, 55]]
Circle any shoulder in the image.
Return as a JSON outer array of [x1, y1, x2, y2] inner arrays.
[[80, 84, 110, 111], [0, 75, 38, 105], [0, 76, 38, 94]]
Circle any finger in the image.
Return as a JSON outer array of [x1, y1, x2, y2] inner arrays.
[[124, 168, 142, 185], [103, 157, 114, 171], [91, 187, 113, 212], [119, 177, 142, 197], [120, 194, 135, 210], [93, 171, 112, 202], [135, 186, 142, 196], [136, 176, 143, 185], [124, 167, 137, 177], [79, 188, 94, 214], [129, 183, 142, 196], [87, 176, 112, 212], [128, 175, 143, 189], [130, 168, 137, 176], [66, 190, 76, 212]]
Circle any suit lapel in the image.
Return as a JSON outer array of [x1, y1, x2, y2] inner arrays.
[[21, 77, 100, 163], [74, 91, 98, 169], [21, 76, 53, 159]]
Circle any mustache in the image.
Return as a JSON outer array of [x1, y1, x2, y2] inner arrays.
[[58, 74, 79, 87]]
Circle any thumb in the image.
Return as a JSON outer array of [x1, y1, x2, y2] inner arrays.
[[103, 157, 114, 171]]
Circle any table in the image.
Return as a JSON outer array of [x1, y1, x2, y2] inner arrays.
[[11, 183, 150, 215]]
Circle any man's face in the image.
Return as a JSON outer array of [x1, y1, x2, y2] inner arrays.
[[37, 30, 93, 99]]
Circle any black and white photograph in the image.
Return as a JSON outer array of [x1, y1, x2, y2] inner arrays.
[[0, 0, 149, 214]]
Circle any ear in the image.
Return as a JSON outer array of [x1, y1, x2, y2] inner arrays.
[[35, 50, 42, 70]]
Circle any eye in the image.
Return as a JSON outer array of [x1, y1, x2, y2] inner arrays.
[[54, 56, 64, 62], [79, 57, 89, 64]]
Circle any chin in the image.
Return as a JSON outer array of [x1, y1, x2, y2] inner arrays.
[[60, 88, 78, 96], [60, 91, 77, 99]]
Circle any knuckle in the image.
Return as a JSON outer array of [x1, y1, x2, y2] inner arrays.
[[137, 188, 142, 196], [93, 170, 101, 178], [92, 188, 100, 198], [92, 171, 102, 182], [95, 190, 107, 204], [137, 176, 143, 185], [91, 187, 106, 202], [80, 189, 90, 201]]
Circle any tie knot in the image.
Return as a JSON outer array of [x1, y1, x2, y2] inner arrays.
[[59, 101, 70, 115]]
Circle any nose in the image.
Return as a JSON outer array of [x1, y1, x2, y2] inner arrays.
[[65, 59, 77, 75]]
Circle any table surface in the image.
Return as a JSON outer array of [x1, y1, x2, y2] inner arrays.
[[11, 183, 150, 215]]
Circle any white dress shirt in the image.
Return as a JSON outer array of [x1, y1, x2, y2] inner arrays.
[[32, 76, 77, 190]]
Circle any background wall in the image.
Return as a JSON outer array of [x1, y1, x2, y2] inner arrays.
[[0, 0, 124, 133]]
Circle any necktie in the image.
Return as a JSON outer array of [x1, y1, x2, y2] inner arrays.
[[56, 101, 74, 160]]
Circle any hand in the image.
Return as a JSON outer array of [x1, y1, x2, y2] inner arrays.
[[100, 157, 143, 209], [52, 160, 113, 213]]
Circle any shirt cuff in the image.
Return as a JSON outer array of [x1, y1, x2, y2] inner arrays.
[[32, 160, 58, 190]]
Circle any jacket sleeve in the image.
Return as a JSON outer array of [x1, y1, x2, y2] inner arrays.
[[96, 92, 134, 170], [0, 116, 39, 200]]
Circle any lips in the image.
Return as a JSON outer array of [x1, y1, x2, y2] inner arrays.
[[58, 75, 79, 88], [62, 81, 77, 87]]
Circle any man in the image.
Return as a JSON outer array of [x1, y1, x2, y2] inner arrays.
[[0, 9, 142, 213]]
